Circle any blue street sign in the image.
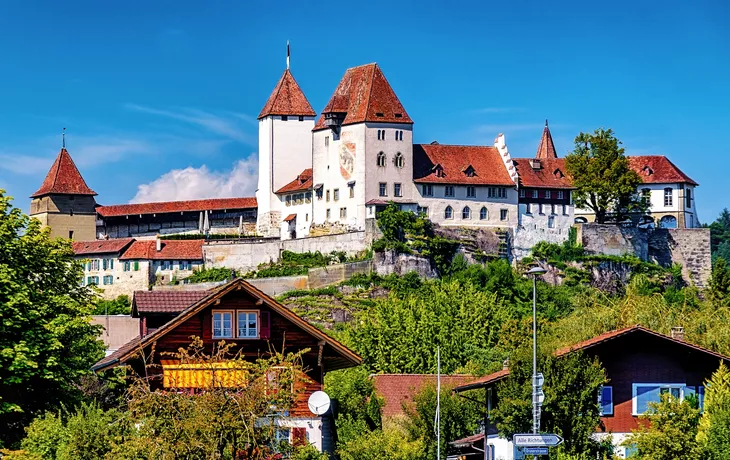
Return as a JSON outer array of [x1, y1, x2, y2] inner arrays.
[[523, 447, 549, 456]]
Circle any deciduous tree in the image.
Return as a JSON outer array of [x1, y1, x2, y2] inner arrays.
[[0, 191, 104, 446], [565, 128, 646, 224]]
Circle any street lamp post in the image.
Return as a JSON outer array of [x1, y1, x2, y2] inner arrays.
[[527, 266, 547, 435]]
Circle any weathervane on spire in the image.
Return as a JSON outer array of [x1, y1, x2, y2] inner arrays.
[[286, 40, 290, 70], [545, 119, 549, 127], [62, 128, 66, 149]]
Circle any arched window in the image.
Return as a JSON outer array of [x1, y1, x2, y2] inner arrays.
[[574, 217, 588, 224], [462, 206, 471, 220], [664, 188, 673, 207], [480, 207, 488, 220], [394, 152, 404, 168], [445, 206, 453, 219], [377, 152, 386, 167], [660, 215, 677, 229]]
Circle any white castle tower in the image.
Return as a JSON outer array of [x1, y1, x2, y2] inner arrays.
[[255, 44, 316, 237]]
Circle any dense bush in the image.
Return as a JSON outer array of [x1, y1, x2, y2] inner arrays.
[[91, 295, 130, 315], [186, 266, 237, 283]]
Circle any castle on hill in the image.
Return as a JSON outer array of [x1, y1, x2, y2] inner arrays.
[[30, 59, 700, 250]]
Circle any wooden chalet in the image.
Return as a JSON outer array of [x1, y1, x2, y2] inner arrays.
[[451, 325, 730, 459], [93, 278, 362, 454]]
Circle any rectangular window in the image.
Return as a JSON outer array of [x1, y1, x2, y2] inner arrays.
[[526, 203, 532, 214], [686, 188, 692, 208], [499, 188, 506, 199], [467, 186, 476, 198], [349, 185, 355, 198], [326, 190, 330, 202], [163, 261, 172, 271], [519, 189, 525, 198], [488, 187, 496, 198], [557, 190, 564, 200], [326, 209, 331, 220], [600, 386, 614, 416], [379, 183, 387, 197], [285, 195, 292, 207], [423, 184, 433, 196], [92, 259, 100, 271], [325, 136, 329, 147], [180, 261, 190, 271], [394, 183, 402, 197], [417, 206, 429, 216], [633, 383, 688, 415], [551, 204, 556, 215], [103, 275, 114, 285], [316, 188, 323, 200], [305, 192, 312, 203], [532, 190, 539, 199], [213, 310, 234, 338], [445, 185, 454, 197], [123, 261, 131, 272], [333, 189, 339, 201], [87, 276, 99, 286], [340, 208, 347, 219], [545, 190, 552, 199], [562, 204, 568, 215], [500, 209, 508, 221], [539, 204, 544, 214], [664, 188, 673, 207], [237, 311, 258, 338]]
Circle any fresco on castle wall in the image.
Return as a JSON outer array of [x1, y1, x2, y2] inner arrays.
[[339, 132, 356, 180]]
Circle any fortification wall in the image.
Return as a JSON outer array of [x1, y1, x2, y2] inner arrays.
[[578, 224, 711, 287]]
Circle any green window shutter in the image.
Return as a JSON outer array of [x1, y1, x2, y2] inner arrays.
[[134, 261, 139, 271]]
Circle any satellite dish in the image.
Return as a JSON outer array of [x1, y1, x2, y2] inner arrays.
[[308, 391, 331, 416]]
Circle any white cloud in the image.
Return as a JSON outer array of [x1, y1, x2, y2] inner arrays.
[[0, 153, 55, 175], [131, 156, 259, 203], [126, 104, 256, 145]]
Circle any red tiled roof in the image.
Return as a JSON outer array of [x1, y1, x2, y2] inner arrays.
[[92, 335, 141, 371], [313, 63, 413, 130], [275, 168, 313, 194], [31, 148, 97, 198], [455, 325, 730, 392], [283, 213, 297, 222], [96, 197, 257, 218], [258, 69, 316, 119], [119, 239, 204, 260], [73, 238, 135, 255], [628, 156, 698, 186], [413, 144, 515, 186], [372, 374, 473, 418], [132, 290, 209, 315], [513, 158, 574, 189], [451, 432, 485, 447], [535, 121, 558, 159]]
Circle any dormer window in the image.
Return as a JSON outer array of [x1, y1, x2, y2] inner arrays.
[[642, 165, 654, 176], [434, 164, 445, 178], [375, 112, 385, 117], [463, 165, 476, 177], [394, 113, 403, 118], [553, 168, 565, 178]]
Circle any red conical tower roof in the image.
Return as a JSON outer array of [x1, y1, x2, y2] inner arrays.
[[258, 69, 316, 119], [31, 148, 97, 198], [536, 120, 558, 159], [313, 63, 413, 130]]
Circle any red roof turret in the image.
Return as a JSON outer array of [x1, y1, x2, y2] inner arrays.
[[258, 69, 316, 119], [31, 148, 97, 198], [535, 120, 558, 160]]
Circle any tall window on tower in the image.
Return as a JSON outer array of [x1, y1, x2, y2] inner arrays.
[[664, 188, 673, 207], [377, 152, 386, 167]]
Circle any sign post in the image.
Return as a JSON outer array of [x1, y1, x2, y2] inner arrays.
[[513, 433, 564, 447]]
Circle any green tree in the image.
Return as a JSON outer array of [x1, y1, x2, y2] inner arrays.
[[709, 208, 730, 259], [565, 128, 646, 224], [92, 295, 130, 315], [490, 349, 607, 456], [710, 258, 730, 305], [324, 367, 383, 445], [0, 191, 105, 446], [625, 393, 702, 460], [697, 362, 730, 459], [337, 427, 425, 460]]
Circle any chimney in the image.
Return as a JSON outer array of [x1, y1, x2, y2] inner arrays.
[[156, 235, 162, 252], [671, 326, 685, 341]]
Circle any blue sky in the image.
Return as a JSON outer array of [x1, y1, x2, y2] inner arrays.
[[1, 0, 728, 222]]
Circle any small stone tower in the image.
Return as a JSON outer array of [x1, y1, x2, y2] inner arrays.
[[29, 146, 98, 241]]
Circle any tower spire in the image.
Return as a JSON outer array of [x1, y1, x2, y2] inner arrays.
[[286, 40, 290, 70], [62, 127, 66, 149], [535, 119, 558, 159]]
